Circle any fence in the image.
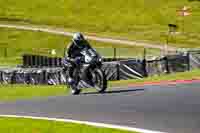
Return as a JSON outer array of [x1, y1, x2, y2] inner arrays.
[[0, 46, 162, 66]]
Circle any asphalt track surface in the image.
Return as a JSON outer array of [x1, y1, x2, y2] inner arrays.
[[0, 82, 200, 133]]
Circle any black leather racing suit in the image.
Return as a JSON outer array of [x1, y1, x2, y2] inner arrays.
[[64, 40, 92, 81]]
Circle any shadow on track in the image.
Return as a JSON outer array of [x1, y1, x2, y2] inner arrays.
[[82, 88, 145, 95]]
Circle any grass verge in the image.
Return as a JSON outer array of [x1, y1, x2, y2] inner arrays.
[[0, 117, 137, 133], [109, 69, 200, 87], [0, 69, 200, 101], [0, 85, 68, 101]]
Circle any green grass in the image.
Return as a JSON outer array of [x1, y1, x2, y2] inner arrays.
[[109, 69, 200, 87], [0, 69, 200, 102], [0, 117, 136, 133], [0, 27, 160, 65], [0, 57, 22, 66], [0, 85, 68, 101], [0, 0, 200, 48]]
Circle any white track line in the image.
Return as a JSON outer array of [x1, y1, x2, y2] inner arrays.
[[0, 23, 176, 51], [0, 115, 166, 133]]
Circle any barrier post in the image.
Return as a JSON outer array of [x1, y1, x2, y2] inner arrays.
[[165, 56, 170, 74], [143, 48, 148, 77], [0, 43, 8, 58], [4, 47, 7, 58], [187, 52, 190, 71], [113, 47, 117, 60], [117, 63, 120, 80]]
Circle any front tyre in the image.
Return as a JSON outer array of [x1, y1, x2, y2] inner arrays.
[[68, 68, 81, 95], [71, 87, 81, 95], [92, 68, 107, 93]]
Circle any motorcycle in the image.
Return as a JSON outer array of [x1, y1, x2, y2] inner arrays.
[[63, 47, 107, 95]]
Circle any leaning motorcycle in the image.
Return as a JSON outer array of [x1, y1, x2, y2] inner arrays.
[[63, 48, 107, 95]]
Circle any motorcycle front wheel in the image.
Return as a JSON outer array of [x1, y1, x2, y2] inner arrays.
[[68, 68, 81, 95], [91, 68, 107, 93]]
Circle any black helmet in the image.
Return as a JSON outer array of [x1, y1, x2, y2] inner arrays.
[[72, 32, 85, 48]]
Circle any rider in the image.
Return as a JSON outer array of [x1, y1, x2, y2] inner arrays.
[[64, 32, 92, 84]]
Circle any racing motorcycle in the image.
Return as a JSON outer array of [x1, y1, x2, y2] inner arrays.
[[63, 47, 107, 95]]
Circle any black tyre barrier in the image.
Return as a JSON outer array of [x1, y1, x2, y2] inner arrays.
[[165, 55, 189, 73], [146, 58, 167, 76], [1, 51, 199, 85], [188, 51, 200, 69], [22, 53, 190, 74], [22, 54, 134, 68], [22, 54, 62, 68], [119, 59, 145, 80], [0, 60, 145, 85], [0, 68, 64, 85]]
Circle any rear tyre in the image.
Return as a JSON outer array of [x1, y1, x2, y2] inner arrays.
[[92, 68, 107, 93]]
